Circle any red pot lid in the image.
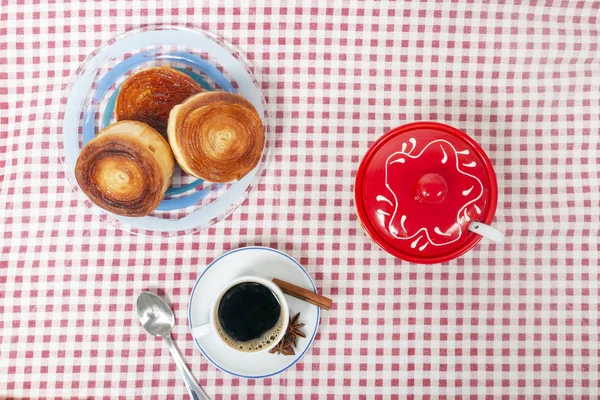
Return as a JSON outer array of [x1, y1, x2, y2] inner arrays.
[[354, 122, 498, 264]]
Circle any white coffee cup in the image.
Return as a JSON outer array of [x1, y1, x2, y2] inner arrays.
[[191, 276, 289, 354]]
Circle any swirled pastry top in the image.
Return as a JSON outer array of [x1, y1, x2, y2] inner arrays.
[[167, 92, 265, 183], [115, 67, 202, 136], [75, 121, 175, 217]]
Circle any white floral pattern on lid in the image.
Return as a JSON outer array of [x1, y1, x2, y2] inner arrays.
[[376, 138, 484, 251]]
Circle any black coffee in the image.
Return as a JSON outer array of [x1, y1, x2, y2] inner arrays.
[[217, 282, 281, 349]]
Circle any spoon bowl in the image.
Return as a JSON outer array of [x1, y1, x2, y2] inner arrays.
[[137, 291, 175, 337]]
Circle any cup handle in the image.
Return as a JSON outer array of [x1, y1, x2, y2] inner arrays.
[[191, 323, 211, 338]]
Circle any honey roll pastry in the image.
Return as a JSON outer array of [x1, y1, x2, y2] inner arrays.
[[75, 121, 175, 217], [167, 92, 265, 183], [115, 66, 202, 136]]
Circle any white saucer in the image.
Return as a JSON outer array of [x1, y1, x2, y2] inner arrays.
[[188, 247, 320, 379]]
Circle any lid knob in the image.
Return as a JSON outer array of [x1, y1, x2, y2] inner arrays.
[[415, 173, 447, 204]]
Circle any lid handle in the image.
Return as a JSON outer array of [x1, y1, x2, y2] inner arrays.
[[415, 173, 447, 204]]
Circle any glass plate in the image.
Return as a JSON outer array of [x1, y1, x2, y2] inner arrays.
[[59, 25, 270, 236]]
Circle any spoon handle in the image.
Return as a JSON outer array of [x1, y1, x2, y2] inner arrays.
[[468, 221, 504, 242], [164, 335, 210, 400]]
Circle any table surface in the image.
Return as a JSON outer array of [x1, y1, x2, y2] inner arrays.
[[1, 1, 599, 399]]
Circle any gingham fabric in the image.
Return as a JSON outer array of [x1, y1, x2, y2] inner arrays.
[[1, 1, 599, 398]]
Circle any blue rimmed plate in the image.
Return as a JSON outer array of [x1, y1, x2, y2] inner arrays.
[[60, 25, 270, 236], [188, 247, 320, 379]]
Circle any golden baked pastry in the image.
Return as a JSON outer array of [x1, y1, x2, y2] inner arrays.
[[115, 67, 202, 136], [167, 92, 265, 183], [75, 121, 175, 217]]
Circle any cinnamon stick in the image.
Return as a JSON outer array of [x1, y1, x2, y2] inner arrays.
[[272, 278, 332, 310]]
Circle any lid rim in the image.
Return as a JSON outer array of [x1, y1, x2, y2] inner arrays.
[[354, 121, 498, 264]]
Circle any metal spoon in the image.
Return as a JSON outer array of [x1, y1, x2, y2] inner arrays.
[[137, 291, 210, 400]]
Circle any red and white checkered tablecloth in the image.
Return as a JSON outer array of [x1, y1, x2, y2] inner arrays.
[[1, 0, 599, 398]]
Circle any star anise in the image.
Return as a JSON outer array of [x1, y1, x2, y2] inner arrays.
[[269, 338, 295, 356], [269, 312, 306, 356], [286, 312, 306, 347]]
